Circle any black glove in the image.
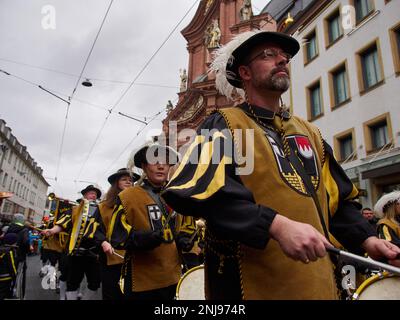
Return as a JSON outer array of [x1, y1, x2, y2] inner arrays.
[[128, 229, 163, 251], [177, 234, 194, 252]]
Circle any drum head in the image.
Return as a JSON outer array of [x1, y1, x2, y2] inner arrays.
[[176, 265, 205, 300], [355, 273, 400, 300]]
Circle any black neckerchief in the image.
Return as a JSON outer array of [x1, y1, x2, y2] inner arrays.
[[239, 102, 291, 124]]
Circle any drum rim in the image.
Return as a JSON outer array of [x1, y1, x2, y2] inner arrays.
[[352, 271, 396, 300], [176, 264, 204, 300]]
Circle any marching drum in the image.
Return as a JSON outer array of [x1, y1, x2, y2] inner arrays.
[[352, 272, 400, 300], [176, 265, 205, 300]]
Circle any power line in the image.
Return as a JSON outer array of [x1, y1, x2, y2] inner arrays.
[[96, 108, 164, 184], [75, 110, 112, 180], [55, 105, 71, 180], [69, 0, 114, 100], [56, 0, 114, 181], [109, 0, 200, 113], [0, 57, 179, 88], [75, 0, 199, 180], [0, 67, 159, 122]]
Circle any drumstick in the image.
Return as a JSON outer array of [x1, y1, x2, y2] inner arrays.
[[27, 225, 44, 233], [327, 247, 400, 276], [113, 251, 124, 259], [188, 221, 205, 243]]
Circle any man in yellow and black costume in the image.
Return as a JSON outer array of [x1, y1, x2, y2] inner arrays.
[[42, 185, 102, 300], [162, 31, 400, 300]]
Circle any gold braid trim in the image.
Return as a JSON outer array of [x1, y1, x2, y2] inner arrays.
[[316, 127, 326, 166]]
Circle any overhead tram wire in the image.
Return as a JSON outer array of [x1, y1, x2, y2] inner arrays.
[[0, 67, 161, 124], [0, 57, 178, 88], [55, 0, 114, 183], [96, 108, 165, 185], [75, 0, 199, 180], [69, 0, 114, 101]]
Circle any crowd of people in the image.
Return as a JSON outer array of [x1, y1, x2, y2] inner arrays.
[[0, 30, 399, 300]]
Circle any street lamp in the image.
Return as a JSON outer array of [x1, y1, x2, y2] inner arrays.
[[81, 79, 93, 87]]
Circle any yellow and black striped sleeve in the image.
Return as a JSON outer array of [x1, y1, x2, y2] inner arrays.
[[323, 141, 376, 253], [163, 113, 277, 249], [109, 197, 132, 250], [377, 223, 400, 247], [55, 209, 72, 232], [176, 215, 196, 235]]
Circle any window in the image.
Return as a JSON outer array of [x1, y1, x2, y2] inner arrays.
[[356, 39, 384, 93], [355, 0, 374, 24], [303, 29, 318, 64], [9, 177, 13, 190], [306, 80, 324, 121], [341, 136, 353, 160], [2, 173, 8, 187], [8, 151, 12, 163], [334, 129, 356, 162], [363, 113, 393, 154], [329, 62, 351, 108], [324, 8, 343, 47], [370, 122, 389, 149], [389, 23, 400, 75]]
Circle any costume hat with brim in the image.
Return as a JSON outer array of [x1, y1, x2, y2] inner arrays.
[[107, 168, 140, 184], [226, 31, 300, 88], [80, 185, 102, 199], [133, 143, 180, 169], [374, 191, 400, 218], [210, 30, 300, 101]]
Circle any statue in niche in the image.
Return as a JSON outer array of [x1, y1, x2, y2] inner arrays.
[[166, 100, 174, 114], [240, 0, 253, 22], [179, 69, 187, 92], [204, 0, 214, 14], [205, 19, 221, 48]]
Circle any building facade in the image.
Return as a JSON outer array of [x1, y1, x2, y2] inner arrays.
[[0, 119, 49, 223], [263, 0, 400, 207]]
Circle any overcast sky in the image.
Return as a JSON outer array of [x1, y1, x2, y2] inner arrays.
[[0, 0, 269, 201]]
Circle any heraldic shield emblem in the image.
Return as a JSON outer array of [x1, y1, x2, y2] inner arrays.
[[267, 133, 320, 195]]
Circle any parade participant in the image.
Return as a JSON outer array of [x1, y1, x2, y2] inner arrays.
[[0, 233, 18, 300], [375, 191, 400, 247], [4, 213, 30, 299], [109, 142, 182, 300], [162, 30, 400, 299], [94, 168, 138, 300], [42, 185, 102, 300]]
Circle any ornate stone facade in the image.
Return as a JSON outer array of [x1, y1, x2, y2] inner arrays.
[[162, 0, 277, 145]]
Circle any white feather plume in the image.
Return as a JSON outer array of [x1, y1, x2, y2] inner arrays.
[[209, 30, 262, 101]]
